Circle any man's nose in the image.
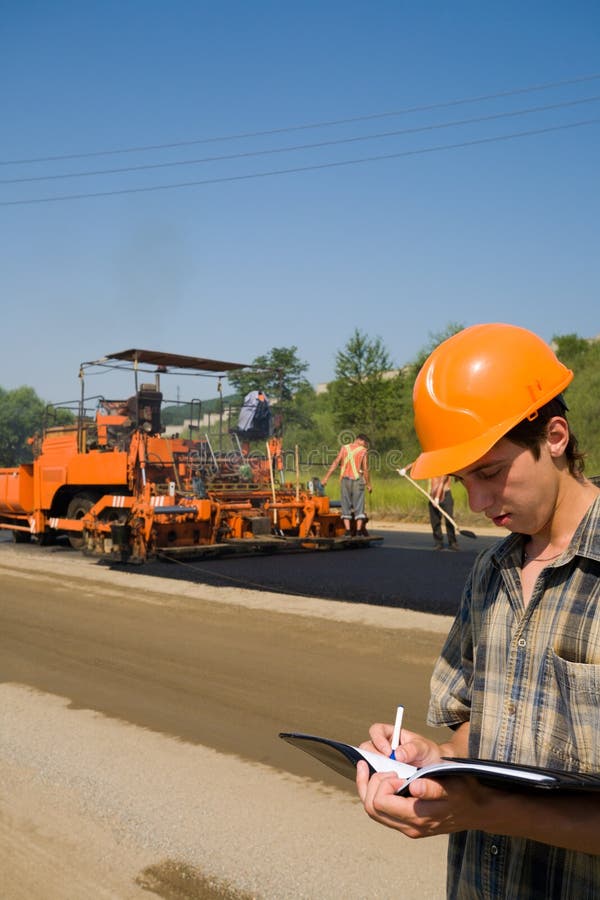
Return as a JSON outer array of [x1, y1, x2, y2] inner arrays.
[[465, 481, 492, 514]]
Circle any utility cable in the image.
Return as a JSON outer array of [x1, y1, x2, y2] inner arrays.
[[2, 117, 597, 207], [2, 94, 598, 185], [1, 72, 599, 166]]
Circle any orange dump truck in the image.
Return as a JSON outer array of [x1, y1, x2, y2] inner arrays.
[[0, 349, 379, 563]]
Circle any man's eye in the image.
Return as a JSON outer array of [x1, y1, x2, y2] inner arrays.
[[479, 468, 501, 480]]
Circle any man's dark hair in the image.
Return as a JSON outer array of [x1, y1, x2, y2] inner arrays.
[[356, 433, 370, 445], [506, 396, 585, 476]]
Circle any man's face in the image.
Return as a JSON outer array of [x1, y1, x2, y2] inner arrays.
[[453, 436, 560, 535]]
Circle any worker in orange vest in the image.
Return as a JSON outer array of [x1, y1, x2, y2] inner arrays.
[[268, 435, 284, 484], [322, 433, 372, 536]]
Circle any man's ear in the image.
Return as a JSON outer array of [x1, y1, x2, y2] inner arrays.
[[546, 416, 569, 458]]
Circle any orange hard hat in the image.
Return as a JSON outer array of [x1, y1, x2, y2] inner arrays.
[[410, 323, 573, 480]]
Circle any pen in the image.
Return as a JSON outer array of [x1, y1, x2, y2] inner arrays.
[[390, 705, 404, 760]]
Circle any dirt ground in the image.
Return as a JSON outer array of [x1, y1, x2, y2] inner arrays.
[[0, 532, 454, 899]]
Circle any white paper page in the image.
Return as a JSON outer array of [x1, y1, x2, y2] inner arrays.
[[356, 746, 417, 778]]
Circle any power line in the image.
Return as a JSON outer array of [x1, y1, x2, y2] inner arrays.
[[2, 95, 598, 186], [2, 118, 597, 207], [2, 72, 599, 166]]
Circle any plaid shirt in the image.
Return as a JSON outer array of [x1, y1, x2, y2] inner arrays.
[[428, 495, 600, 900]]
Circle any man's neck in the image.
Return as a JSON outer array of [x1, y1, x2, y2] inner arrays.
[[529, 476, 599, 556]]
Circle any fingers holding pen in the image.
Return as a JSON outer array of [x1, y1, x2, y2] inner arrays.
[[362, 715, 409, 757], [360, 725, 439, 771], [361, 721, 394, 756]]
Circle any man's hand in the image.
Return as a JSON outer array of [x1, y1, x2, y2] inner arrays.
[[356, 762, 489, 839], [356, 720, 488, 839], [360, 723, 445, 769]]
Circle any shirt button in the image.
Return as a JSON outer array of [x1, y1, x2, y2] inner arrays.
[[490, 845, 499, 855], [518, 638, 527, 647]]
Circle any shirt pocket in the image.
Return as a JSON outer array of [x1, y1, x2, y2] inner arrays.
[[534, 647, 600, 771]]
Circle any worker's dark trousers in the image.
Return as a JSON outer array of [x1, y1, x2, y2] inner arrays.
[[428, 494, 457, 548]]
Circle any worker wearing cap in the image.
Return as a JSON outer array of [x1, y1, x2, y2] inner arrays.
[[356, 323, 600, 898], [322, 433, 372, 536]]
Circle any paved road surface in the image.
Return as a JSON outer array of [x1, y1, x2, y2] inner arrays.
[[136, 526, 498, 614], [1, 524, 500, 615]]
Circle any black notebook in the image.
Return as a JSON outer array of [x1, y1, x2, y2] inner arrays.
[[279, 731, 600, 796]]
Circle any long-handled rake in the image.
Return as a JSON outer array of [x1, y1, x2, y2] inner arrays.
[[396, 468, 477, 540]]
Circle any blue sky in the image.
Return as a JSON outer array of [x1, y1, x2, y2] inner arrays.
[[2, 1, 599, 405]]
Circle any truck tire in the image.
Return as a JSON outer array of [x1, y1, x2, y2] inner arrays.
[[12, 530, 32, 543], [66, 492, 98, 549]]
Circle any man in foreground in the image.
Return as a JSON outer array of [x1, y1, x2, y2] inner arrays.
[[356, 323, 600, 898]]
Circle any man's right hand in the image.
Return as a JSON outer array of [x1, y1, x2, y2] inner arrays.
[[360, 723, 445, 770]]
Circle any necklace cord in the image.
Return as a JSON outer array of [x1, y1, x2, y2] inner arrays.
[[523, 549, 563, 563]]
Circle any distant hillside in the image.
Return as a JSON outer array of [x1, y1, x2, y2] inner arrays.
[[161, 394, 239, 426]]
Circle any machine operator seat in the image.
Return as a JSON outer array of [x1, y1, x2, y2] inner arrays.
[[126, 384, 164, 435]]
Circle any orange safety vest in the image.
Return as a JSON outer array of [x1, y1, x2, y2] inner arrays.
[[339, 442, 367, 480]]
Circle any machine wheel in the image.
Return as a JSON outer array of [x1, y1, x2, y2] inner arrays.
[[12, 530, 31, 543], [66, 492, 98, 549]]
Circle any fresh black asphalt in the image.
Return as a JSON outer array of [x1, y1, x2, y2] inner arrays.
[[1, 527, 500, 616], [121, 528, 500, 616]]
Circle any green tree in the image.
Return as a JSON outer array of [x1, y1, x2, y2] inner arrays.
[[552, 333, 591, 370], [0, 386, 74, 467], [227, 346, 310, 402], [227, 346, 312, 432], [0, 386, 46, 466], [554, 334, 600, 474], [327, 330, 403, 450]]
